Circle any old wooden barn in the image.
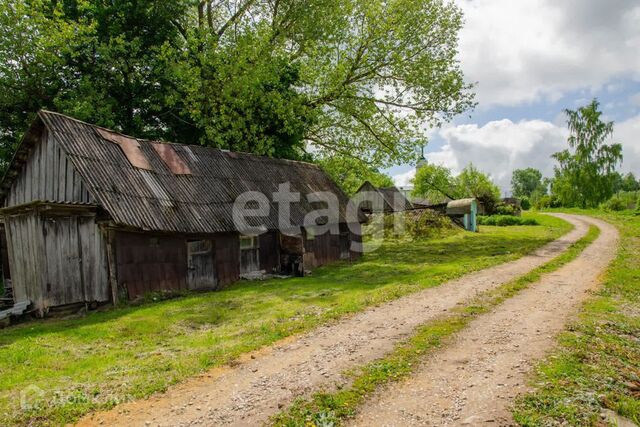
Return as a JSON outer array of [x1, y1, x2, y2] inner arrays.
[[354, 181, 414, 214], [0, 111, 361, 316]]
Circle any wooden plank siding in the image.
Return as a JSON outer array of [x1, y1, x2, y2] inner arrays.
[[5, 129, 92, 207], [4, 210, 110, 313], [4, 212, 45, 309]]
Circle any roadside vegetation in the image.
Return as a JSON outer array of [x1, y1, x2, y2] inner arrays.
[[477, 215, 538, 227], [271, 223, 599, 427], [514, 210, 640, 426], [0, 213, 567, 426]]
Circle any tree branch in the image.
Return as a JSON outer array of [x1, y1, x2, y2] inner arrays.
[[216, 0, 258, 38]]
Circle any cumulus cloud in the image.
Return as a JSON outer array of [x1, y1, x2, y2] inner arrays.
[[425, 119, 567, 193], [457, 0, 640, 107], [393, 116, 640, 194], [614, 115, 640, 174]]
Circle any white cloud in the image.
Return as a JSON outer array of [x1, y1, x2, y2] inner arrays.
[[393, 168, 417, 187], [394, 116, 640, 194], [457, 0, 640, 107], [426, 119, 567, 193], [613, 115, 640, 174]]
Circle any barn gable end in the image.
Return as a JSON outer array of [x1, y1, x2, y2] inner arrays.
[[0, 116, 109, 314], [3, 121, 93, 207]]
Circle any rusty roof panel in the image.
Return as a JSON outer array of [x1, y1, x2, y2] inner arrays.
[[17, 111, 352, 234], [152, 142, 192, 175], [95, 128, 152, 171]]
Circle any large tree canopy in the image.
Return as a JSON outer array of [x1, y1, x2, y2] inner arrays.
[[551, 99, 623, 208], [0, 0, 473, 171]]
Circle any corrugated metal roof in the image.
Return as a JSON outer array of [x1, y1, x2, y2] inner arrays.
[[2, 111, 352, 234]]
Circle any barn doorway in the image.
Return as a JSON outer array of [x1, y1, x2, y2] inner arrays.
[[187, 240, 217, 290], [239, 235, 260, 274]]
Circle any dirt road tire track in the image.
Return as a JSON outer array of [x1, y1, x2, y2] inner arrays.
[[77, 215, 592, 427], [348, 214, 618, 426]]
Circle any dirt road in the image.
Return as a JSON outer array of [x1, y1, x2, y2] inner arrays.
[[348, 214, 618, 426], [77, 215, 593, 427]]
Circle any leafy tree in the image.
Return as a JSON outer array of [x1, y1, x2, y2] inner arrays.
[[0, 0, 90, 167], [0, 0, 474, 171], [511, 168, 546, 198], [456, 163, 501, 212], [412, 162, 501, 210], [412, 163, 458, 203], [621, 172, 640, 192], [319, 156, 393, 196], [551, 99, 623, 208]]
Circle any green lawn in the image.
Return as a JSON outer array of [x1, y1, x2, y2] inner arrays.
[[0, 213, 570, 426], [513, 210, 640, 426]]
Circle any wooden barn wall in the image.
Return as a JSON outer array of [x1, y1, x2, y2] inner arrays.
[[6, 129, 93, 207], [41, 213, 110, 307], [4, 212, 45, 308], [4, 211, 110, 311], [114, 231, 188, 299], [259, 231, 279, 273], [1, 226, 10, 281], [347, 222, 363, 260], [301, 224, 360, 270], [303, 227, 342, 270], [214, 232, 240, 287]]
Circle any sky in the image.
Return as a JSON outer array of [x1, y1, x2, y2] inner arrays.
[[387, 0, 640, 195]]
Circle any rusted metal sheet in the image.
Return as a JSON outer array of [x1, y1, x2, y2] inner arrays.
[[114, 231, 188, 298], [152, 142, 191, 175], [96, 128, 152, 171]]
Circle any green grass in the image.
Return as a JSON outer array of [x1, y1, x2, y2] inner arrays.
[[513, 210, 640, 426], [271, 223, 600, 427], [0, 213, 569, 426]]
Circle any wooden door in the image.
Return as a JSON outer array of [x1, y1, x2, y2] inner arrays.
[[42, 216, 85, 306], [187, 240, 217, 290], [239, 235, 260, 274]]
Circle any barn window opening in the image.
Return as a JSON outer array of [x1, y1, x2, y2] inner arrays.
[[240, 235, 258, 250], [306, 227, 316, 240], [152, 143, 192, 175]]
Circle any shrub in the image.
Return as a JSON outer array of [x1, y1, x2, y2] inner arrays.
[[636, 196, 640, 216], [520, 197, 531, 211], [369, 210, 455, 240], [405, 209, 456, 239], [601, 196, 627, 212], [534, 195, 562, 210], [477, 215, 538, 226], [495, 204, 516, 216]]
